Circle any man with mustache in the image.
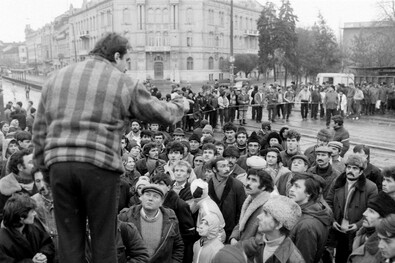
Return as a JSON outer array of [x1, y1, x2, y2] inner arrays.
[[348, 191, 395, 263], [308, 146, 340, 199], [229, 169, 274, 245], [326, 154, 378, 263]]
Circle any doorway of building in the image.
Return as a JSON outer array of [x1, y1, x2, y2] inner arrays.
[[154, 62, 163, 79]]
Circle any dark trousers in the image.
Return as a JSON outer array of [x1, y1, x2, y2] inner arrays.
[[311, 102, 319, 118], [267, 105, 276, 121], [326, 108, 337, 126], [335, 231, 355, 263], [252, 104, 258, 120], [285, 103, 292, 119], [320, 103, 325, 118], [209, 109, 218, 127], [218, 108, 229, 126], [276, 104, 285, 118], [50, 162, 121, 263], [229, 107, 236, 122], [300, 102, 309, 118], [256, 106, 263, 121]]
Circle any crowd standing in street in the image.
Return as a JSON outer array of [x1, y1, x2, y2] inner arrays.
[[2, 33, 395, 263]]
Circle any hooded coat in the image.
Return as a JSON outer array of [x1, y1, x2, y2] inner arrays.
[[290, 201, 332, 263], [193, 214, 224, 263], [230, 191, 272, 242], [347, 228, 382, 263]]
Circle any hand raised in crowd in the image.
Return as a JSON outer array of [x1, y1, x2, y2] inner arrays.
[[32, 253, 47, 263]]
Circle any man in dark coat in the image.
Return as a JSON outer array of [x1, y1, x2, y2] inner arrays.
[[119, 184, 184, 263], [208, 157, 246, 243], [332, 115, 350, 157], [288, 172, 332, 263], [0, 195, 55, 263], [326, 154, 378, 263], [353, 144, 383, 191], [152, 172, 196, 263]]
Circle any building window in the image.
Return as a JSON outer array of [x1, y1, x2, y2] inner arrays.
[[208, 9, 214, 25], [155, 8, 162, 24], [187, 31, 192, 47], [147, 8, 154, 24], [123, 8, 131, 24], [239, 16, 243, 30], [209, 32, 214, 47], [186, 8, 193, 24], [235, 15, 238, 29], [219, 33, 224, 47], [163, 31, 169, 46], [219, 57, 224, 70], [209, 57, 214, 69], [215, 35, 219, 47], [187, 57, 193, 70], [107, 10, 112, 27], [209, 73, 213, 81], [220, 11, 224, 26], [163, 8, 169, 24], [155, 32, 162, 46], [148, 32, 154, 46]]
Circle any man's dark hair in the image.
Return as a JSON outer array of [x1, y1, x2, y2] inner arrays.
[[247, 169, 274, 192], [290, 172, 324, 203], [3, 194, 37, 228], [142, 142, 158, 157], [202, 136, 216, 144], [89, 33, 131, 62], [223, 146, 240, 158], [166, 141, 185, 155], [214, 141, 226, 149], [223, 122, 237, 132], [16, 101, 23, 107], [265, 148, 282, 164], [153, 132, 165, 139], [180, 140, 190, 152], [211, 157, 227, 170], [285, 129, 301, 141], [140, 129, 153, 139], [202, 143, 217, 155], [151, 172, 172, 187], [15, 131, 32, 142], [383, 166, 395, 181], [9, 149, 32, 175], [353, 144, 370, 162]]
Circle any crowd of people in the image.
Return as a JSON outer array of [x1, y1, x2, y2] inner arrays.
[[142, 79, 395, 135], [1, 32, 395, 263]]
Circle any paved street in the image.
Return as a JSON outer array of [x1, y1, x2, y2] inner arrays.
[[3, 76, 394, 169]]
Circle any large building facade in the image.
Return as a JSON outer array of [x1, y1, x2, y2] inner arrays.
[[24, 0, 261, 82]]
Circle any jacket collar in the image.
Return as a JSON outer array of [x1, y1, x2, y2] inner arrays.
[[0, 173, 22, 196], [333, 172, 367, 191], [238, 191, 271, 232]]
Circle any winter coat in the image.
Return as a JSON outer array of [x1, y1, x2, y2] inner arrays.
[[324, 91, 338, 109], [289, 201, 332, 263], [304, 145, 318, 167], [347, 228, 382, 263], [326, 173, 378, 229], [230, 191, 272, 242], [208, 176, 246, 242], [280, 150, 302, 169], [242, 236, 305, 263], [237, 93, 250, 111], [193, 214, 224, 263], [0, 219, 55, 263], [162, 190, 196, 263], [308, 164, 340, 199], [116, 221, 149, 263], [364, 163, 383, 192], [0, 173, 38, 222], [118, 205, 184, 263]]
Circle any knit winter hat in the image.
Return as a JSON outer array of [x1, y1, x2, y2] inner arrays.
[[368, 192, 395, 217], [271, 143, 284, 152], [212, 245, 247, 263], [202, 125, 214, 136], [247, 131, 260, 144], [246, 156, 267, 169], [267, 131, 282, 145], [345, 154, 367, 170], [188, 133, 201, 142], [190, 179, 209, 199], [316, 128, 333, 142], [328, 141, 343, 151], [135, 176, 150, 190], [262, 195, 302, 231]]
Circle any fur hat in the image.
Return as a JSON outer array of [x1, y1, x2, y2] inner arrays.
[[262, 195, 302, 231], [345, 154, 367, 170], [188, 133, 201, 142], [247, 131, 260, 144], [202, 125, 214, 136], [173, 128, 185, 136], [246, 156, 267, 169], [190, 179, 209, 199], [267, 131, 282, 145], [271, 143, 284, 152], [368, 192, 395, 217], [141, 183, 164, 198], [212, 245, 247, 263], [316, 128, 333, 142], [328, 141, 343, 151]]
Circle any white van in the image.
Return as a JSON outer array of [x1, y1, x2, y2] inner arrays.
[[316, 73, 355, 86]]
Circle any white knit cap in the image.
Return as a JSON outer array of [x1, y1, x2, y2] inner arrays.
[[262, 195, 302, 230]]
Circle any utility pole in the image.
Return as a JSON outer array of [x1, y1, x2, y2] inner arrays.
[[229, 0, 235, 87]]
